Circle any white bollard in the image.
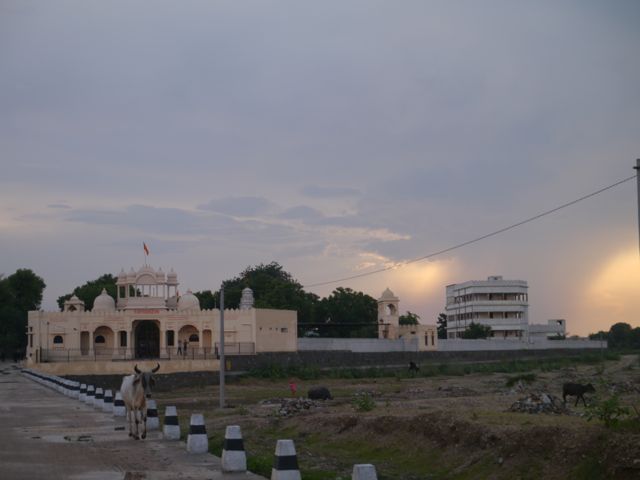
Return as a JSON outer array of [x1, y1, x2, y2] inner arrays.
[[222, 425, 247, 473], [113, 391, 126, 417], [352, 464, 378, 480], [146, 399, 159, 431], [79, 384, 87, 402], [94, 387, 104, 409], [186, 414, 208, 454], [85, 385, 95, 405], [70, 381, 80, 399], [102, 390, 113, 413], [272, 439, 301, 480], [162, 406, 180, 440]]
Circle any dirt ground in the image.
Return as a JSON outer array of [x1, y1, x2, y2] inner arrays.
[[153, 354, 640, 480]]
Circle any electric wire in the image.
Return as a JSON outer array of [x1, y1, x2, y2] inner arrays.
[[304, 174, 636, 288]]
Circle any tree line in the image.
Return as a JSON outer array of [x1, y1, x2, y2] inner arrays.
[[0, 269, 46, 357], [589, 322, 640, 349]]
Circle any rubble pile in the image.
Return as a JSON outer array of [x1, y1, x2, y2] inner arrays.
[[508, 392, 571, 414], [608, 381, 640, 395], [276, 398, 318, 417]]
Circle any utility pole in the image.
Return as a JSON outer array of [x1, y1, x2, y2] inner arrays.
[[635, 159, 640, 256], [218, 284, 225, 409]]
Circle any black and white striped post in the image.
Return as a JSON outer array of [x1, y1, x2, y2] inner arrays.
[[85, 385, 95, 405], [146, 399, 159, 431], [79, 384, 87, 402], [272, 439, 301, 480], [102, 389, 113, 413], [352, 464, 378, 480], [94, 387, 104, 409], [162, 406, 180, 440], [186, 413, 208, 454], [113, 391, 126, 417], [221, 425, 246, 473]]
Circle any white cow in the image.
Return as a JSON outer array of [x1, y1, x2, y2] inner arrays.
[[120, 364, 160, 440]]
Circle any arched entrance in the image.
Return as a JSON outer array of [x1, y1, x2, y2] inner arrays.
[[134, 320, 160, 359]]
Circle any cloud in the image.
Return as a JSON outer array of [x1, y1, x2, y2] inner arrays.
[[197, 197, 275, 217], [47, 203, 71, 209], [301, 185, 361, 198]]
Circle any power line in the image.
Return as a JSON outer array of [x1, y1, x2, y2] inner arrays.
[[304, 175, 636, 288]]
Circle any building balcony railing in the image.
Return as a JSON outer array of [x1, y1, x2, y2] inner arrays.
[[446, 300, 528, 309]]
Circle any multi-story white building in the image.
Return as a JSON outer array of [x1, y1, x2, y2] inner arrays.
[[445, 276, 528, 339]]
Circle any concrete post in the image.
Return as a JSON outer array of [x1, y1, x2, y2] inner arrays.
[[186, 414, 208, 454], [272, 439, 301, 480], [162, 406, 180, 440], [352, 464, 378, 480], [146, 399, 159, 430], [221, 425, 247, 473]]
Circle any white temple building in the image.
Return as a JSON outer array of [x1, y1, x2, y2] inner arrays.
[[26, 264, 297, 364]]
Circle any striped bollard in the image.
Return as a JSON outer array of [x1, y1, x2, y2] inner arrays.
[[70, 381, 80, 399], [113, 391, 126, 417], [272, 439, 301, 480], [222, 425, 247, 473], [352, 464, 378, 480], [94, 388, 104, 409], [162, 406, 180, 440], [186, 414, 208, 454], [102, 390, 113, 413], [79, 384, 87, 402], [146, 399, 159, 431], [85, 385, 95, 405]]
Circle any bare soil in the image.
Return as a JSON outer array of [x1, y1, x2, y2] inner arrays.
[[154, 354, 640, 479]]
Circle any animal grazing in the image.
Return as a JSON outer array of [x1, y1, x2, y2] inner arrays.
[[409, 361, 419, 373], [562, 382, 595, 407], [120, 363, 160, 440], [308, 386, 333, 400]]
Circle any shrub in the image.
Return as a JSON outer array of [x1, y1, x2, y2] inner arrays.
[[352, 391, 376, 412], [586, 394, 630, 428]]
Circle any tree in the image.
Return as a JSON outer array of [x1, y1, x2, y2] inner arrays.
[[57, 274, 118, 311], [317, 287, 378, 338], [0, 269, 46, 353], [194, 262, 319, 324], [399, 311, 420, 325], [608, 322, 633, 349], [437, 313, 447, 339], [461, 322, 492, 339]]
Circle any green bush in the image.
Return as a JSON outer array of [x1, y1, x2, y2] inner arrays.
[[586, 394, 630, 428], [352, 391, 376, 412], [505, 373, 537, 387]]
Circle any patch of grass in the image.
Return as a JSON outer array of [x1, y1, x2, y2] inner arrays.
[[352, 392, 376, 412], [505, 373, 537, 387], [246, 454, 272, 478], [569, 455, 608, 479]]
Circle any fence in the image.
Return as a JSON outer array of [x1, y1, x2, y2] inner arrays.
[[39, 342, 255, 363]]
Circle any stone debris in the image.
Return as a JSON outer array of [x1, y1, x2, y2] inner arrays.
[[275, 398, 319, 417], [608, 381, 640, 395], [508, 392, 572, 414]]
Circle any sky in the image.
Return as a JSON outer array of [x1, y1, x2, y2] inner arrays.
[[1, 1, 639, 336]]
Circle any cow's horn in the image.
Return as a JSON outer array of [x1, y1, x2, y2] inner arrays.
[[134, 365, 141, 374], [152, 363, 160, 373]]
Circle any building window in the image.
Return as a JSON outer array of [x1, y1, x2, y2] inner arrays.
[[95, 335, 106, 344], [53, 335, 63, 344], [167, 330, 175, 347], [119, 331, 127, 347], [189, 333, 199, 342], [281, 328, 288, 333]]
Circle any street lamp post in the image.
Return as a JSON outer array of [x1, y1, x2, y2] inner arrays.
[[219, 285, 225, 409]]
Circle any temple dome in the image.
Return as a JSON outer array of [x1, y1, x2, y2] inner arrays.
[[177, 290, 200, 311], [379, 288, 398, 300], [93, 288, 116, 312], [240, 287, 255, 309]]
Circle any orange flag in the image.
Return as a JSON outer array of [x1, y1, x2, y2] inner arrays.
[[143, 242, 149, 255]]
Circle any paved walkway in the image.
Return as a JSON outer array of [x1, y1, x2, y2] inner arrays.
[[0, 363, 265, 480]]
